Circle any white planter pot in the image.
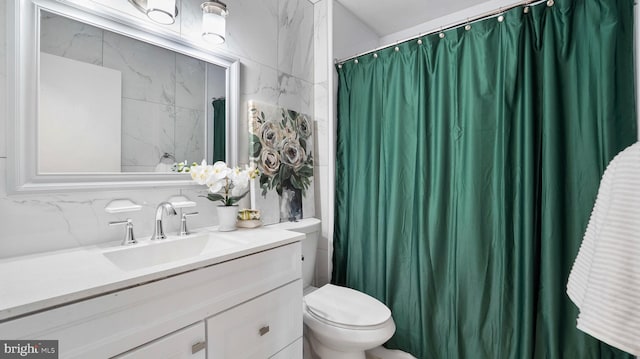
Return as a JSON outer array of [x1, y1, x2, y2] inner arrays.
[[217, 205, 238, 232]]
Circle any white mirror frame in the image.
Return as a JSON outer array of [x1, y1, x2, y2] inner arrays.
[[6, 0, 240, 193]]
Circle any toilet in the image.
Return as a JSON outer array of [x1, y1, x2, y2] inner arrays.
[[270, 218, 396, 359]]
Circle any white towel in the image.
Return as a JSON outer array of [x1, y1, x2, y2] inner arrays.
[[567, 142, 640, 356]]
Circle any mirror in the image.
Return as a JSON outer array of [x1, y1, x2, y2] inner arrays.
[[39, 10, 226, 173], [7, 0, 239, 192]]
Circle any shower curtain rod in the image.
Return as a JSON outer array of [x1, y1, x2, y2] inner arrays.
[[335, 0, 550, 65]]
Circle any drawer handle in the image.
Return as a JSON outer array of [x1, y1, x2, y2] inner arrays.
[[192, 341, 206, 354], [259, 325, 270, 336]]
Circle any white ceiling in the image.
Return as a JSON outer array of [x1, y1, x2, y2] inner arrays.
[[337, 0, 491, 37]]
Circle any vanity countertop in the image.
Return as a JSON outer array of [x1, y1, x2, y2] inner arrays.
[[0, 226, 303, 322]]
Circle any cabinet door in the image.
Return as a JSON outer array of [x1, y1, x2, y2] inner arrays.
[[207, 280, 302, 358], [114, 322, 206, 359]]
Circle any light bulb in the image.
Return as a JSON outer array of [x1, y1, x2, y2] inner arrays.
[[202, 2, 228, 45], [147, 0, 176, 25]]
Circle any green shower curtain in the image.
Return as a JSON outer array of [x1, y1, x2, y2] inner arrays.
[[212, 98, 226, 163], [333, 0, 637, 358]]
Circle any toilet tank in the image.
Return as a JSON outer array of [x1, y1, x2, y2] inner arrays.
[[269, 218, 321, 289]]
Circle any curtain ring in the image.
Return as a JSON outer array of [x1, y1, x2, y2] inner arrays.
[[496, 7, 504, 23], [465, 18, 471, 31], [373, 53, 378, 58], [547, 0, 554, 6], [354, 59, 359, 64]]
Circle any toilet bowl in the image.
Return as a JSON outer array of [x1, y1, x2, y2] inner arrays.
[[303, 284, 396, 359], [269, 219, 396, 359]]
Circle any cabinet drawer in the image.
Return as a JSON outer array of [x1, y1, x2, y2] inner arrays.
[[114, 322, 206, 359], [207, 280, 302, 359]]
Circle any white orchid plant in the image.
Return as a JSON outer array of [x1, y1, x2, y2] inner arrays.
[[190, 160, 259, 206]]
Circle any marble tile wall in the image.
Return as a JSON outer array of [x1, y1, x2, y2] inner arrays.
[[279, 0, 314, 83], [223, 0, 315, 167], [208, 0, 317, 227], [120, 99, 175, 169], [40, 11, 104, 65], [312, 0, 332, 286], [207, 64, 226, 99], [0, 0, 316, 259], [102, 31, 176, 106], [175, 107, 206, 164], [176, 53, 206, 110]]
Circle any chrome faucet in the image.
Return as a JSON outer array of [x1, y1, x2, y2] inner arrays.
[[151, 202, 177, 240]]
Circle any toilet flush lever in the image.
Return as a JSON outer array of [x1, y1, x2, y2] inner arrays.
[[180, 212, 199, 236], [109, 219, 137, 246], [259, 325, 270, 336]]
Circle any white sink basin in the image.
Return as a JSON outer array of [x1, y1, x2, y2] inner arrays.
[[102, 234, 239, 271]]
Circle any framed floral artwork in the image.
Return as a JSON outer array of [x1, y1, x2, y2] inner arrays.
[[248, 101, 314, 222]]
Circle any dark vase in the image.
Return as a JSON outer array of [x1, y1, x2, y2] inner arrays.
[[279, 183, 303, 222]]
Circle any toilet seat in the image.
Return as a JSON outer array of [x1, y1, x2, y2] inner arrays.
[[302, 284, 397, 358], [304, 284, 392, 330]]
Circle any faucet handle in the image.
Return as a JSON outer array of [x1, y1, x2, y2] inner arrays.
[[109, 219, 137, 246], [180, 212, 199, 236]]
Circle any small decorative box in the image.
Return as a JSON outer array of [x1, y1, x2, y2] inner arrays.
[[237, 209, 263, 228]]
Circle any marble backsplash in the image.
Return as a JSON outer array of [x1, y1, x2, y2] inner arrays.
[[0, 0, 315, 259]]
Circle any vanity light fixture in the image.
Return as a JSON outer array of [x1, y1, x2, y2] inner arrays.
[[201, 1, 228, 45], [129, 0, 179, 25]]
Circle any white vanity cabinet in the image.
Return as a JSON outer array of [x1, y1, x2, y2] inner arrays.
[[0, 242, 303, 359]]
